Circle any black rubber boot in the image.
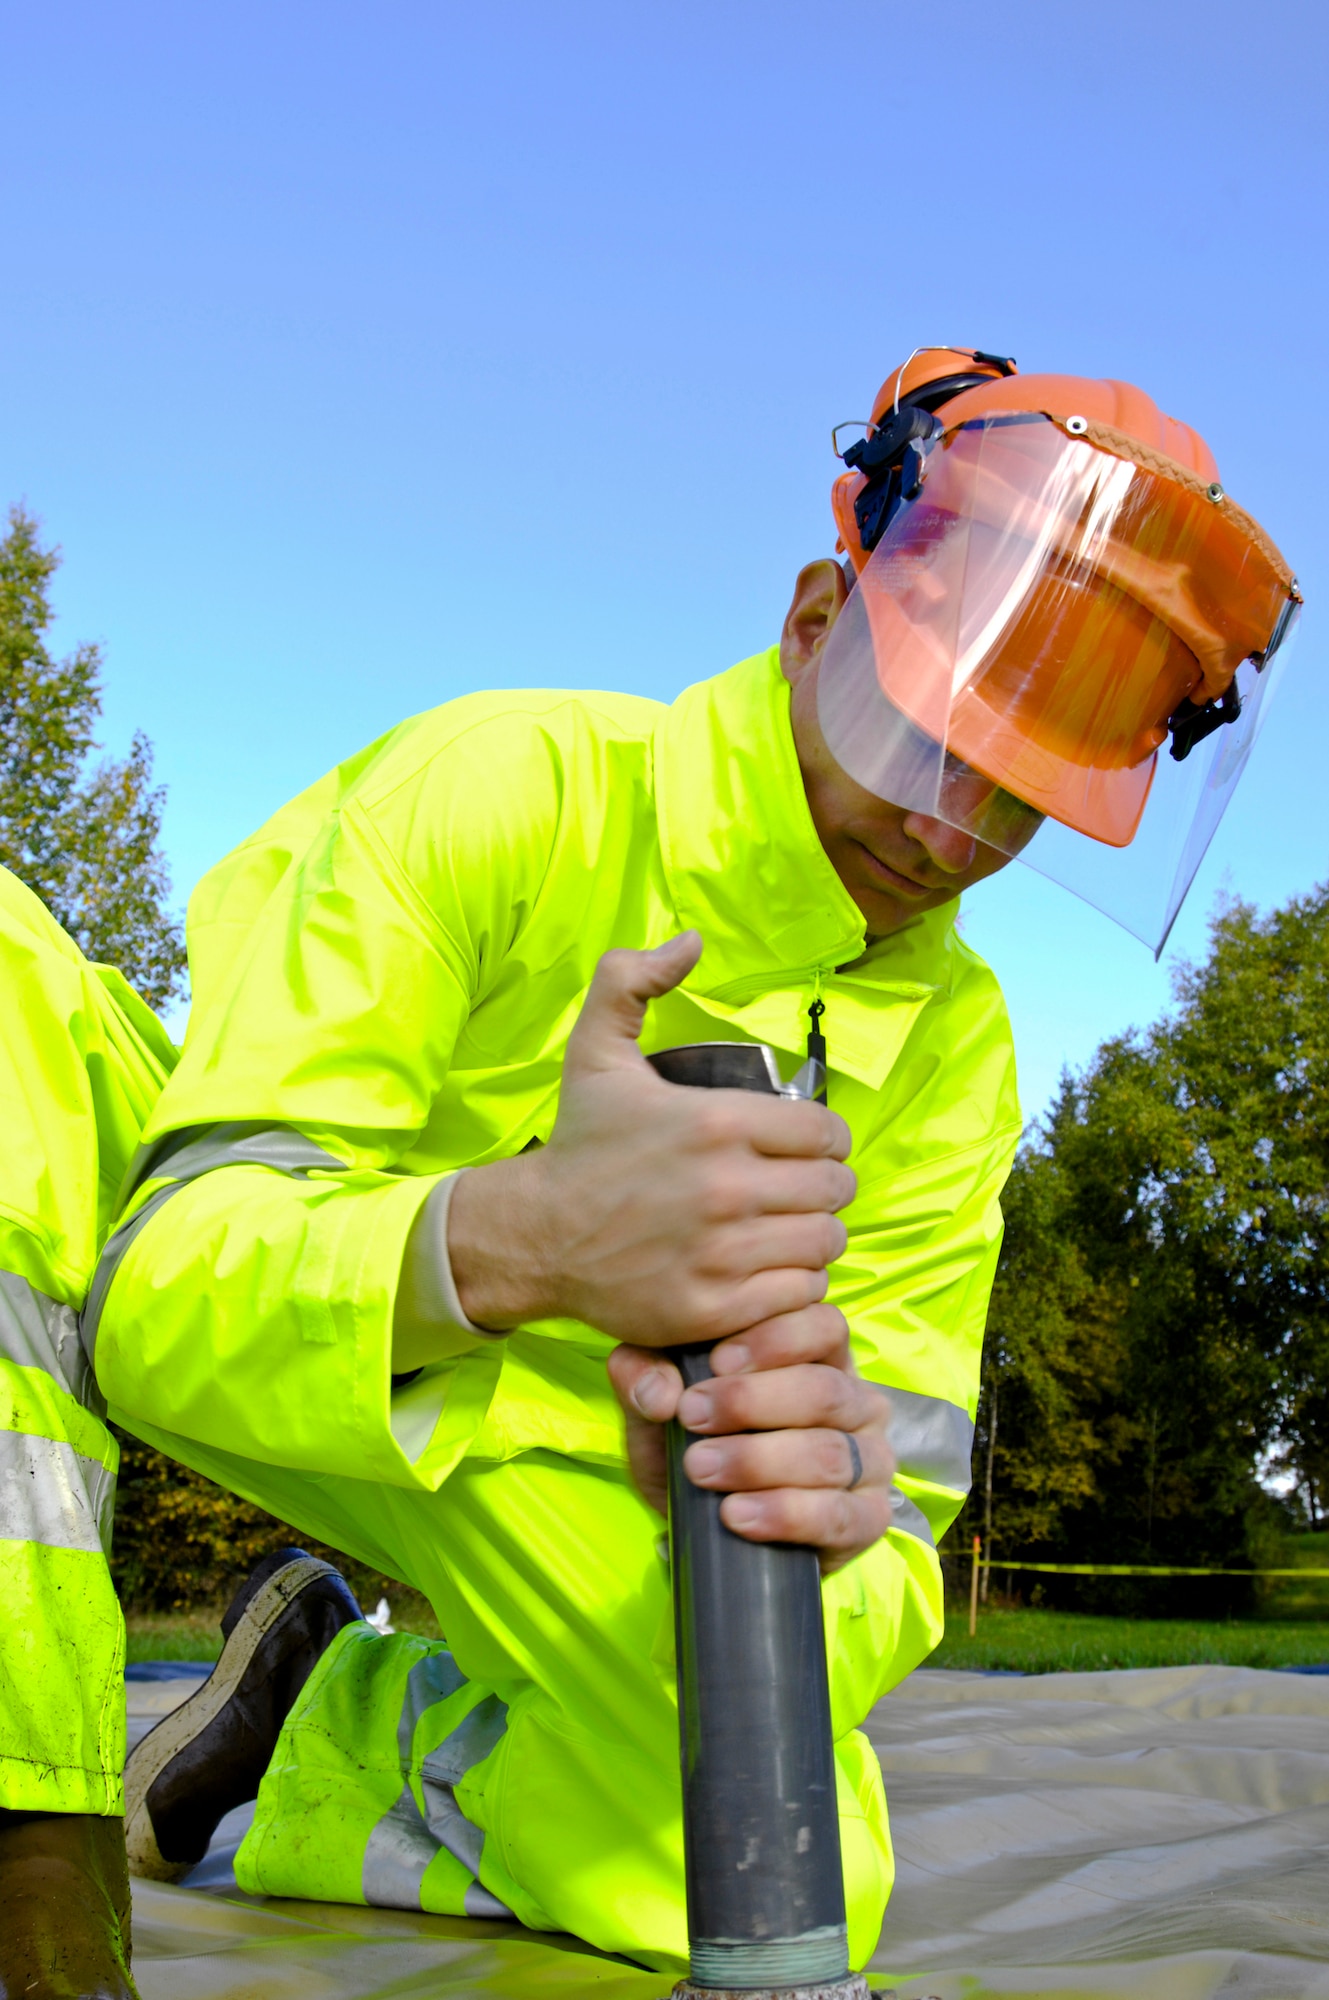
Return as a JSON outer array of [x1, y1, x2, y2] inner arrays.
[[0, 1808, 138, 1999], [124, 1547, 363, 1882]]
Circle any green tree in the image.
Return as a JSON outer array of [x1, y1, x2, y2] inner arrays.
[[1045, 1029, 1283, 1609], [109, 1442, 407, 1614], [0, 504, 185, 1006], [0, 501, 402, 1614], [1162, 888, 1329, 1528], [958, 887, 1329, 1613], [969, 1139, 1136, 1589]]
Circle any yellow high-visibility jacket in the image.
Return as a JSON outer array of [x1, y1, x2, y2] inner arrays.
[[0, 865, 175, 1812], [94, 647, 1020, 1709]]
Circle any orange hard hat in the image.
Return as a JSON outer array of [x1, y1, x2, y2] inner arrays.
[[825, 351, 1299, 849], [831, 348, 1221, 570]]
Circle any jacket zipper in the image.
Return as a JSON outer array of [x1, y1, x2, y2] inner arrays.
[[807, 970, 828, 1104]]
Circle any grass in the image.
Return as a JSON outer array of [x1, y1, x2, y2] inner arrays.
[[125, 1584, 443, 1664], [932, 1605, 1329, 1673], [126, 1537, 1329, 1674], [1254, 1530, 1329, 1621], [125, 1610, 225, 1664], [929, 1527, 1329, 1670], [127, 1596, 1329, 1675]]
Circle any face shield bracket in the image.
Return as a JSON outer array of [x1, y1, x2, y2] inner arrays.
[[1168, 581, 1301, 762], [843, 407, 942, 553], [1168, 682, 1243, 762]]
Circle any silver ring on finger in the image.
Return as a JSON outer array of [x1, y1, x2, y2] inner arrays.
[[842, 1431, 864, 1491]]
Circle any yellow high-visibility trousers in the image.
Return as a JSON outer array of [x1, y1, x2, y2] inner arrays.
[[231, 1448, 912, 1977]]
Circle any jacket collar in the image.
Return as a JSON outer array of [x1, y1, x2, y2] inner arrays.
[[652, 648, 962, 1090], [653, 647, 867, 997]]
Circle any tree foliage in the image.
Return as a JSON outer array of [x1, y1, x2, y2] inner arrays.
[[0, 500, 396, 1613], [110, 1443, 405, 1613], [960, 888, 1329, 1611], [0, 504, 185, 1006], [0, 499, 258, 1607]]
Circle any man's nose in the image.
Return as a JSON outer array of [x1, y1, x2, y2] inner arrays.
[[901, 811, 978, 876]]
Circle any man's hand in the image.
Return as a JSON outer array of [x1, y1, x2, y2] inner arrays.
[[607, 1307, 895, 1574], [446, 935, 856, 1346]]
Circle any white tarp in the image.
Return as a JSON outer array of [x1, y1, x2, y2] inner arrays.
[[868, 1665, 1329, 1993], [127, 1662, 1329, 1998]]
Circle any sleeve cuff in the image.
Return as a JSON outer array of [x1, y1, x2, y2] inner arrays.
[[396, 1171, 507, 1344]]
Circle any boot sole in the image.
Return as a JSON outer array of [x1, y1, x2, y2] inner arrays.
[[124, 1554, 341, 1882]]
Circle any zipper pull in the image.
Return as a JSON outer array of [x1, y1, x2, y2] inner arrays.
[[806, 996, 828, 1105]]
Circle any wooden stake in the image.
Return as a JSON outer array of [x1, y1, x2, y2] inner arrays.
[[969, 1534, 982, 1638]]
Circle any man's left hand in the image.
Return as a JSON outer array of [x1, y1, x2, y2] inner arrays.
[[606, 1303, 894, 1575]]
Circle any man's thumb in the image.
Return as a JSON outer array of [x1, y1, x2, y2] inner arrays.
[[563, 933, 703, 1077]]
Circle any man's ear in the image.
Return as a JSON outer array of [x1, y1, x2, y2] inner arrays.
[[779, 559, 851, 685]]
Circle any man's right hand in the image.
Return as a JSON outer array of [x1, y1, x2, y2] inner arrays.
[[445, 934, 855, 1346]]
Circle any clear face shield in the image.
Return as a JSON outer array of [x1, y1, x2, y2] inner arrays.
[[816, 413, 1301, 955]]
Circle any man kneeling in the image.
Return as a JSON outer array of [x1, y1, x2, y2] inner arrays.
[[102, 348, 1298, 1976]]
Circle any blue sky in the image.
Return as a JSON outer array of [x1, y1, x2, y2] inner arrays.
[[2, 0, 1325, 1119]]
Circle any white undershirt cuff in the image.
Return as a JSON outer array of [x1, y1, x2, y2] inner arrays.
[[398, 1170, 507, 1342]]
